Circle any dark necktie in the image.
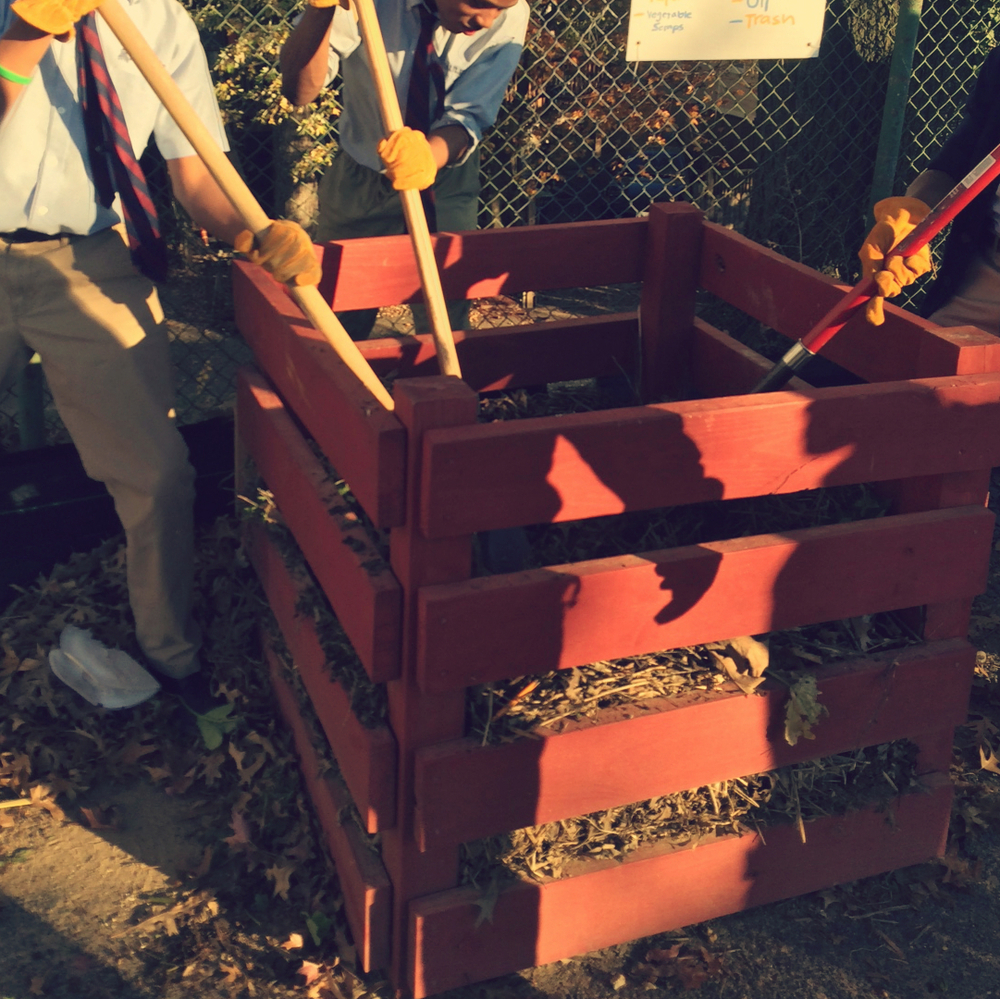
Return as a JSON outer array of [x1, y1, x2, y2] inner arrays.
[[404, 3, 445, 230], [77, 13, 168, 282]]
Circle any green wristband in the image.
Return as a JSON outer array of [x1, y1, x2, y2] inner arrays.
[[0, 63, 33, 86]]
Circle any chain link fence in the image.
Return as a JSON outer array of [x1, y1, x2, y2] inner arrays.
[[7, 0, 1000, 446]]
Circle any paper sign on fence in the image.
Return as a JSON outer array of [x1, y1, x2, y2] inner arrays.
[[626, 0, 827, 62]]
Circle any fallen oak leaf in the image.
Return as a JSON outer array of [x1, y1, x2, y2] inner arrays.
[[267, 863, 295, 899], [784, 674, 829, 746], [298, 960, 323, 986], [282, 932, 304, 950], [710, 652, 767, 696], [725, 634, 770, 676]]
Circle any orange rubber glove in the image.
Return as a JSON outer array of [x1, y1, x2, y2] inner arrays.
[[377, 127, 437, 192], [234, 219, 321, 287], [10, 0, 99, 36], [858, 196, 933, 326]]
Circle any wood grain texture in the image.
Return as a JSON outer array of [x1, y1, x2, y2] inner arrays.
[[409, 786, 952, 997], [414, 639, 973, 848], [358, 314, 639, 390], [315, 218, 647, 310], [232, 263, 406, 527], [236, 367, 402, 680], [697, 222, 1000, 382], [245, 520, 397, 831], [639, 202, 703, 400], [418, 373, 1000, 537], [418, 507, 993, 690], [265, 640, 391, 973]]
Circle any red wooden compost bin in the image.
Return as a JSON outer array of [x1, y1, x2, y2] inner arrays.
[[233, 203, 1000, 997]]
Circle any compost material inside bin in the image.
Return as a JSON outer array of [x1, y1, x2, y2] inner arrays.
[[459, 739, 922, 889]]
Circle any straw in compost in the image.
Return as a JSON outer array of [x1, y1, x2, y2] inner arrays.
[[467, 611, 922, 746], [459, 739, 922, 890]]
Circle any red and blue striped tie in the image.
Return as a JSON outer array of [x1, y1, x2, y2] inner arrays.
[[77, 12, 168, 282]]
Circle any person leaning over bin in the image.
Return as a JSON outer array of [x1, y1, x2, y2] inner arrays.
[[859, 46, 1000, 332], [0, 0, 320, 715], [279, 0, 529, 340]]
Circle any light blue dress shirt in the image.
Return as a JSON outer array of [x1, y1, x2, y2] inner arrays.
[[322, 0, 528, 172], [0, 0, 228, 236]]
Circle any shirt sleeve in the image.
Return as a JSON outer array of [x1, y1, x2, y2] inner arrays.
[[323, 7, 363, 86], [925, 46, 1000, 180], [434, 1, 528, 164], [151, 0, 230, 159]]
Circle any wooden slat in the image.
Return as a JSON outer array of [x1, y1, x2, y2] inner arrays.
[[414, 639, 972, 848], [265, 641, 391, 974], [232, 263, 406, 528], [698, 223, 1000, 383], [418, 507, 992, 691], [315, 218, 648, 311], [237, 367, 402, 681], [409, 786, 952, 998], [245, 521, 397, 831], [419, 373, 1000, 536], [690, 318, 813, 397], [358, 314, 639, 390]]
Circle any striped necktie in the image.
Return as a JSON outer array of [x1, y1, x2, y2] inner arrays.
[[404, 2, 445, 229], [77, 12, 168, 282]]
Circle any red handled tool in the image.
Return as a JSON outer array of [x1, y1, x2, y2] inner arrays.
[[752, 144, 1000, 393]]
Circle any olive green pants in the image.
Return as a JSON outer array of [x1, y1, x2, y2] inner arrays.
[[316, 150, 480, 339], [0, 229, 200, 678]]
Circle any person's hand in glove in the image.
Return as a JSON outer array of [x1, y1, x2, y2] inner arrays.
[[858, 196, 933, 326], [234, 219, 321, 287], [377, 126, 437, 191], [10, 0, 100, 37]]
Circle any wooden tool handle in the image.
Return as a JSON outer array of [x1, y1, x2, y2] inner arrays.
[[353, 0, 463, 379], [96, 0, 395, 412]]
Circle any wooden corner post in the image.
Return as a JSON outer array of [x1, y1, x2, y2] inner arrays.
[[383, 375, 478, 993], [639, 202, 704, 402]]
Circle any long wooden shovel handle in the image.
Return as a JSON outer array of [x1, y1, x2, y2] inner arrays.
[[352, 0, 463, 379], [96, 0, 395, 412]]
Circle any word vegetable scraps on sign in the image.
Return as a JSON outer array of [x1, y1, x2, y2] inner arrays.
[[626, 0, 826, 62]]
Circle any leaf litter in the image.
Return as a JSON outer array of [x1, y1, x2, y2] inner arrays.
[[0, 516, 383, 998]]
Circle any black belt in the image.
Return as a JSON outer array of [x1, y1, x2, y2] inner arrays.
[[0, 229, 67, 243]]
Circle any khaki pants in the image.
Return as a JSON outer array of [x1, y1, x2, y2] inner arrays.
[[927, 249, 1000, 335], [316, 150, 480, 339], [0, 229, 200, 678]]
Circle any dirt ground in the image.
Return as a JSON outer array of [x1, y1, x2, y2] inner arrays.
[[3, 441, 1000, 998]]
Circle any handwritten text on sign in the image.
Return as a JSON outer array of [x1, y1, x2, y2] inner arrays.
[[626, 0, 826, 61]]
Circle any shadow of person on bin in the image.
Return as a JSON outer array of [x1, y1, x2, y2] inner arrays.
[[733, 373, 1000, 959]]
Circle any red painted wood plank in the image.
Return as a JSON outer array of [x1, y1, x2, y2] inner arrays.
[[265, 641, 391, 974], [419, 373, 1000, 536], [639, 202, 703, 400], [232, 263, 406, 528], [357, 314, 639, 390], [245, 521, 397, 831], [409, 785, 952, 997], [237, 367, 402, 682], [414, 638, 972, 848], [690, 318, 813, 397], [315, 219, 648, 311], [698, 223, 1000, 383], [418, 507, 993, 691]]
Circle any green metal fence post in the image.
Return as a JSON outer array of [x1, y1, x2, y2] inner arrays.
[[869, 0, 924, 207]]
